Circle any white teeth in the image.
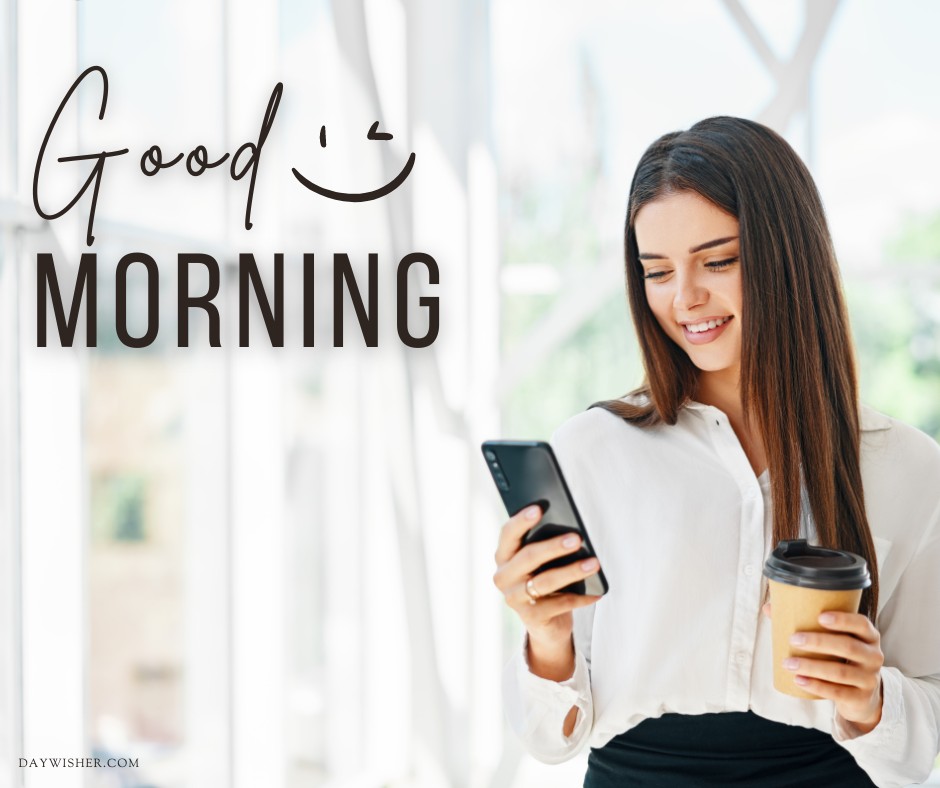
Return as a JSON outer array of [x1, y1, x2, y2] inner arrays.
[[685, 316, 729, 333]]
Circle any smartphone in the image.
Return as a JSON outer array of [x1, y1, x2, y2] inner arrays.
[[481, 440, 608, 596]]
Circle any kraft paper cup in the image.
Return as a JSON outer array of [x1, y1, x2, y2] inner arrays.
[[763, 539, 871, 700]]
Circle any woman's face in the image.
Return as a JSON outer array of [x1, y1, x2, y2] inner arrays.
[[634, 190, 743, 383]]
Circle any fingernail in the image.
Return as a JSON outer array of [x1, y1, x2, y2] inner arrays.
[[526, 506, 540, 520], [819, 613, 835, 625], [794, 676, 809, 685], [783, 658, 800, 670], [581, 557, 598, 571], [789, 633, 806, 646], [562, 535, 580, 548]]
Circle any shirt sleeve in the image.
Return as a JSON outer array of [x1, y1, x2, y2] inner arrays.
[[830, 525, 940, 786], [501, 601, 596, 764]]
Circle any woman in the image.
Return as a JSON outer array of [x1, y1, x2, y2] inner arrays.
[[492, 117, 940, 786]]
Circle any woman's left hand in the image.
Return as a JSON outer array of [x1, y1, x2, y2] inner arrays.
[[762, 604, 885, 734]]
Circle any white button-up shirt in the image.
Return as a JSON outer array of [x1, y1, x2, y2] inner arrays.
[[502, 399, 940, 787]]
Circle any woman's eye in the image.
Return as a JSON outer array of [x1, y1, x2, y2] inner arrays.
[[705, 257, 738, 270], [644, 270, 668, 280]]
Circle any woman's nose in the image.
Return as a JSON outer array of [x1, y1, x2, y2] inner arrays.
[[673, 272, 708, 311]]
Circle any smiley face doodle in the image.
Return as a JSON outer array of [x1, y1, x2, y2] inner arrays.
[[291, 121, 415, 202]]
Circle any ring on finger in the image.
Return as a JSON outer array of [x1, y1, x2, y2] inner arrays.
[[525, 578, 541, 605]]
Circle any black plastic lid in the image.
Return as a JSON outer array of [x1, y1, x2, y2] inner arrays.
[[762, 539, 871, 591]]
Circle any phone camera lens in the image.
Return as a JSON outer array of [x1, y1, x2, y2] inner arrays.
[[484, 449, 509, 490]]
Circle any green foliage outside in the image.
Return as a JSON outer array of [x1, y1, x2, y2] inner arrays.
[[848, 212, 940, 441], [503, 289, 639, 439], [92, 473, 147, 543]]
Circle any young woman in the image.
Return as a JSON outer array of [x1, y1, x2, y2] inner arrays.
[[492, 117, 940, 786]]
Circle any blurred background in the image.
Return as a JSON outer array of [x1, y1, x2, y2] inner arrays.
[[1, 0, 939, 786]]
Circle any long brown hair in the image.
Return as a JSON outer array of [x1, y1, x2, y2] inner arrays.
[[595, 116, 879, 622]]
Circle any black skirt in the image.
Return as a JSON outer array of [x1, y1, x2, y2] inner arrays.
[[583, 711, 878, 788]]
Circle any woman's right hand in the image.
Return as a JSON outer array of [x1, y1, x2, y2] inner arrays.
[[492, 504, 602, 676]]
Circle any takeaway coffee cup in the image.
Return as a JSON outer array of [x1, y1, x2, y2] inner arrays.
[[763, 539, 871, 699]]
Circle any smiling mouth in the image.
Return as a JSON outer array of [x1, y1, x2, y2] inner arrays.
[[681, 316, 732, 334], [680, 315, 733, 343]]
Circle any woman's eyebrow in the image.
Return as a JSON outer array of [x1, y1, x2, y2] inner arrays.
[[638, 236, 739, 260]]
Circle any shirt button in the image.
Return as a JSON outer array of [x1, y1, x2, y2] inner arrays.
[[735, 652, 748, 664], [744, 565, 755, 577]]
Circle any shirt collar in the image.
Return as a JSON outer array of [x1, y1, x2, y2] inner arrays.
[[681, 400, 892, 433], [859, 405, 892, 432]]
